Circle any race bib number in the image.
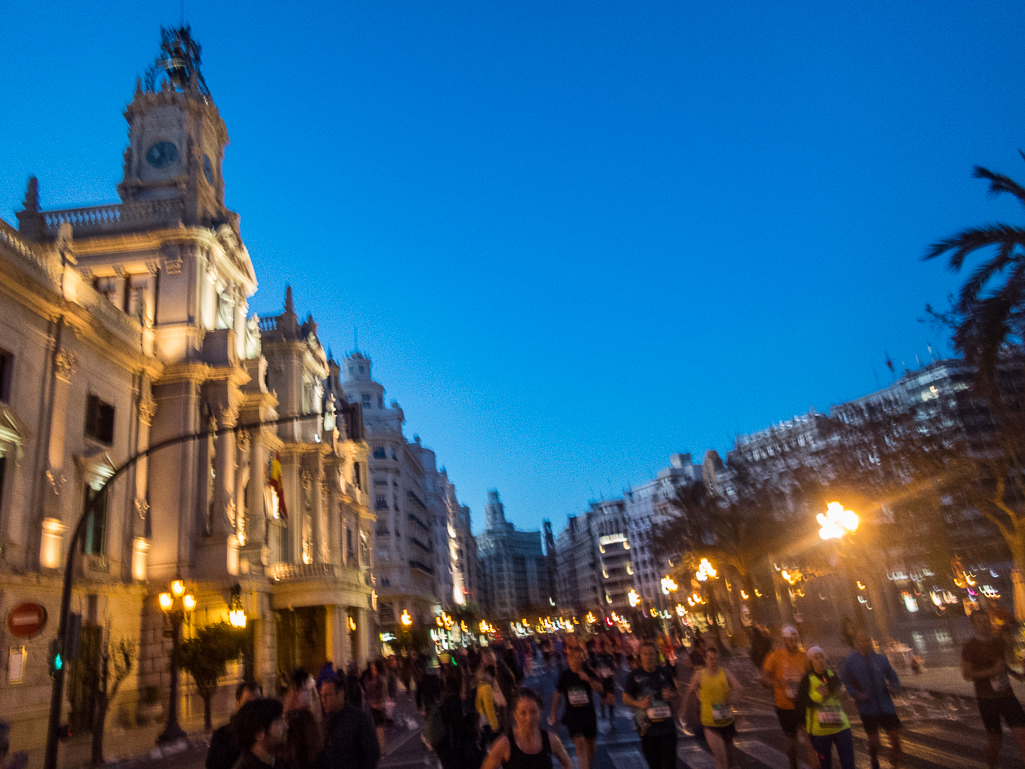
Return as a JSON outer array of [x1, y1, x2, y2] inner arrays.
[[992, 674, 1011, 692], [711, 703, 731, 722], [568, 688, 589, 706], [784, 681, 799, 700], [816, 705, 844, 725], [597, 667, 613, 679], [647, 702, 671, 721]]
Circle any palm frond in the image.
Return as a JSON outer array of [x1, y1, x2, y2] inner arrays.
[[923, 224, 1025, 270], [957, 243, 1014, 306], [973, 166, 1025, 210]]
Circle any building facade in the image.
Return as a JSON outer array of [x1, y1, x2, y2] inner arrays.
[[476, 491, 552, 622], [0, 29, 376, 750]]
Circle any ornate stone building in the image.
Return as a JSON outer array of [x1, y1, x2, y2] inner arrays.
[[0, 28, 375, 750]]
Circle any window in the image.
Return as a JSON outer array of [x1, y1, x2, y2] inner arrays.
[[377, 395, 384, 409], [0, 349, 12, 402], [353, 462, 362, 490], [373, 446, 386, 459], [391, 449, 397, 460], [85, 395, 115, 444], [361, 394, 371, 409], [81, 485, 108, 555], [375, 494, 388, 511]]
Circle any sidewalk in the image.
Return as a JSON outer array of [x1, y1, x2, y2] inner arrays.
[[899, 664, 1025, 701]]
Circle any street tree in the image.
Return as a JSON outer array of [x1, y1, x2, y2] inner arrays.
[[88, 635, 135, 765], [176, 621, 246, 730]]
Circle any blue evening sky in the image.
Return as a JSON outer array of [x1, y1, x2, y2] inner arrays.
[[3, 1, 1024, 536]]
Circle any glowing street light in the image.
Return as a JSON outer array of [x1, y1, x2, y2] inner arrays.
[[400, 609, 413, 627], [695, 558, 717, 582], [818, 501, 859, 540], [628, 589, 641, 607], [661, 576, 679, 595]]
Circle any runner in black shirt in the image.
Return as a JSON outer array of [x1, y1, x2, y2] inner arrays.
[[548, 645, 603, 769], [623, 640, 679, 769]]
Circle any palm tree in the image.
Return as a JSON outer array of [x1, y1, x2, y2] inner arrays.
[[924, 153, 1025, 383], [925, 155, 1025, 616]]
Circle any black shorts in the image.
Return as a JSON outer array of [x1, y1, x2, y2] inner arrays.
[[859, 712, 901, 734], [566, 719, 598, 740], [978, 696, 1025, 734], [371, 707, 386, 726], [704, 723, 737, 742], [775, 706, 800, 736]]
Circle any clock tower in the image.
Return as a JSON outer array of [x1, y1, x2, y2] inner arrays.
[[118, 27, 230, 228]]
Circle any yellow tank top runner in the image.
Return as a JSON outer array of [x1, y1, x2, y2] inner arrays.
[[699, 668, 733, 726]]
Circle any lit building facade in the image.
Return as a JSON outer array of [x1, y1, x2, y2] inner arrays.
[[0, 30, 376, 749]]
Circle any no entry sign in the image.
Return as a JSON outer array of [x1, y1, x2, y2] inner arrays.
[[8, 602, 47, 638]]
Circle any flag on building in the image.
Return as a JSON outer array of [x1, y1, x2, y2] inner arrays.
[[268, 453, 287, 520]]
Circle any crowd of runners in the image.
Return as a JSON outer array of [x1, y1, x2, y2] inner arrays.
[[197, 608, 1025, 769]]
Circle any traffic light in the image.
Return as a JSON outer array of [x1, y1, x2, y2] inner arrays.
[[48, 638, 63, 676]]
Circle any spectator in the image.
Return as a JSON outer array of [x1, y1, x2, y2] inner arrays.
[[320, 676, 380, 769], [206, 681, 263, 769], [234, 699, 288, 769]]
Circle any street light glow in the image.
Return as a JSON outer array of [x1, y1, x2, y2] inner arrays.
[[400, 609, 413, 627], [159, 592, 173, 611], [661, 576, 678, 594], [628, 588, 640, 607], [818, 501, 859, 540]]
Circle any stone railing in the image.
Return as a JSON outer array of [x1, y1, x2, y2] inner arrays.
[[42, 198, 185, 236], [0, 218, 61, 287], [267, 562, 337, 581], [257, 316, 278, 333], [75, 281, 144, 347]]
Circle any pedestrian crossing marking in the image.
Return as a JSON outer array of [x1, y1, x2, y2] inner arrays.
[[734, 737, 813, 769], [676, 743, 716, 769]]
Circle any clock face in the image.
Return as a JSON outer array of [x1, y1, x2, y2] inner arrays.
[[203, 155, 214, 184], [145, 141, 179, 169]]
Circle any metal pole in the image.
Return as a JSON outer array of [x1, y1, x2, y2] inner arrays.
[[43, 412, 320, 769], [156, 615, 186, 744]]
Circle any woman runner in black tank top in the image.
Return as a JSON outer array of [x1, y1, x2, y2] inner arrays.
[[481, 689, 573, 769]]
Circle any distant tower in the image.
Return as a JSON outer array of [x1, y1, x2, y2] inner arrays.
[[485, 490, 511, 531], [342, 351, 386, 414]]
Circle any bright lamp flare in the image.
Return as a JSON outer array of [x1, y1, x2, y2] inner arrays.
[[159, 592, 173, 611], [818, 502, 859, 540], [171, 579, 185, 597], [628, 589, 640, 607], [182, 593, 197, 612]]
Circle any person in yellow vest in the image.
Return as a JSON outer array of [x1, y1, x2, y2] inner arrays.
[[798, 647, 855, 769], [684, 646, 740, 769]]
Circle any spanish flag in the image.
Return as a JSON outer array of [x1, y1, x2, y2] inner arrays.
[[268, 453, 288, 520]]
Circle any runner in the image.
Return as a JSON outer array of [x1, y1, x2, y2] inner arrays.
[[623, 640, 679, 769], [591, 637, 618, 728], [548, 645, 603, 769], [761, 625, 811, 769], [839, 628, 902, 769], [482, 689, 573, 769], [685, 645, 739, 769], [961, 610, 1025, 769], [798, 646, 855, 769]]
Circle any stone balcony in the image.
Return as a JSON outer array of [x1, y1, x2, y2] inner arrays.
[[40, 199, 185, 237], [267, 560, 374, 611]]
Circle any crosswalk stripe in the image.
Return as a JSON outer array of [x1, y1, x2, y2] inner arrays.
[[850, 729, 990, 769], [734, 736, 813, 769], [676, 742, 717, 769]]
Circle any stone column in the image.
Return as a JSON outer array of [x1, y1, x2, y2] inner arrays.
[[325, 605, 347, 668], [210, 404, 238, 538], [241, 431, 271, 572], [354, 607, 369, 667], [282, 453, 301, 563]]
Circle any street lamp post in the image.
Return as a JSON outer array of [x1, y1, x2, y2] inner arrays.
[[660, 576, 679, 635], [157, 578, 196, 745]]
